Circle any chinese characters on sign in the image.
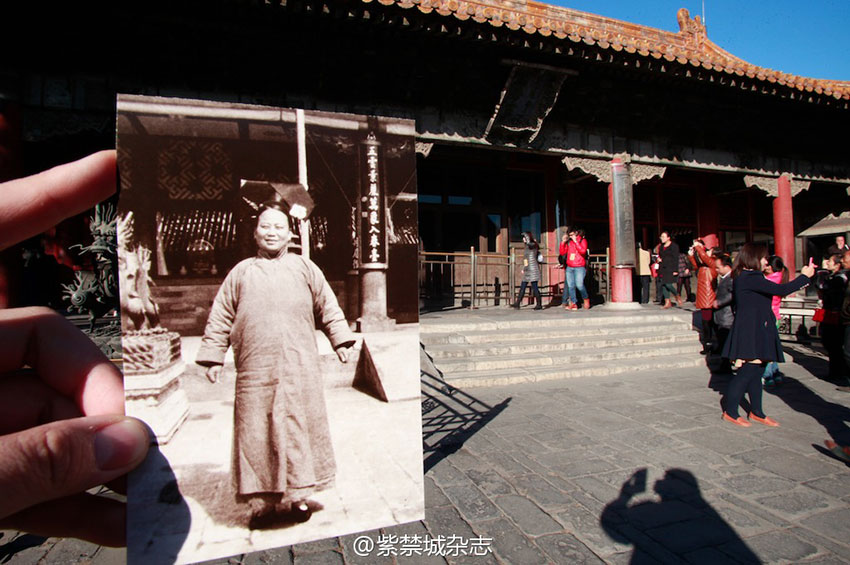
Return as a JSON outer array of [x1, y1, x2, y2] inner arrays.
[[360, 133, 386, 265]]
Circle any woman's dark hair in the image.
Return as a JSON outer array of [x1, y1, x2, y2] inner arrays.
[[766, 255, 790, 283], [829, 253, 843, 265], [257, 200, 288, 217], [522, 231, 539, 249], [732, 243, 767, 278]]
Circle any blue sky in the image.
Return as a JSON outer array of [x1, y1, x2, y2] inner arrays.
[[548, 1, 850, 81]]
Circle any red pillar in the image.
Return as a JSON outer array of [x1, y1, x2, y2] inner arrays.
[[608, 158, 633, 303], [773, 175, 795, 274]]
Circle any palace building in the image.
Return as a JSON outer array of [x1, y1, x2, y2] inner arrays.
[[1, 0, 848, 311]]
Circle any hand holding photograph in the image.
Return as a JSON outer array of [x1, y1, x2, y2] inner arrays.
[[116, 95, 423, 564]]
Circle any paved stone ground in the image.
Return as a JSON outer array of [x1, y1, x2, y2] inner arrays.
[[3, 338, 849, 564]]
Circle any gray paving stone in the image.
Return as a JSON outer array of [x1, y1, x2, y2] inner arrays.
[[466, 469, 515, 497], [293, 537, 341, 555], [673, 428, 768, 457], [554, 503, 632, 558], [733, 448, 835, 482], [529, 429, 595, 451], [425, 476, 453, 508], [474, 518, 549, 564], [803, 473, 850, 497], [339, 529, 392, 565], [756, 489, 832, 517], [424, 506, 478, 541], [535, 533, 605, 564], [509, 434, 557, 456], [428, 458, 473, 488], [441, 484, 502, 522], [492, 495, 562, 536], [799, 509, 850, 545], [443, 448, 489, 472], [512, 473, 573, 508], [91, 546, 126, 565], [243, 548, 295, 565], [787, 526, 850, 563], [478, 451, 533, 477], [43, 537, 100, 563], [554, 457, 616, 478], [568, 475, 623, 505], [716, 472, 799, 495], [529, 448, 595, 471], [291, 550, 344, 565], [723, 530, 818, 564]]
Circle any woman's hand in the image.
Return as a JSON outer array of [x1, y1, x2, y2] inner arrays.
[[336, 345, 355, 363], [205, 366, 221, 383], [801, 264, 816, 278]]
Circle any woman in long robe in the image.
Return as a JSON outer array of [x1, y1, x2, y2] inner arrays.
[[196, 203, 355, 527]]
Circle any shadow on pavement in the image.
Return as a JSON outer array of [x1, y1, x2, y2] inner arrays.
[[600, 468, 761, 564], [0, 534, 47, 564], [420, 344, 510, 472], [765, 373, 850, 447], [128, 439, 191, 564]]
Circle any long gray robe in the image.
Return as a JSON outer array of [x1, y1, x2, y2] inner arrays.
[[196, 251, 355, 500]]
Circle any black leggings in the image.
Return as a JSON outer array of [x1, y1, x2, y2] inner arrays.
[[517, 281, 541, 303], [724, 362, 765, 419]]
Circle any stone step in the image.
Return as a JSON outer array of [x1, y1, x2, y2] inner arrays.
[[429, 331, 697, 359], [420, 311, 692, 335], [422, 320, 692, 346], [431, 342, 701, 373], [438, 354, 706, 388]]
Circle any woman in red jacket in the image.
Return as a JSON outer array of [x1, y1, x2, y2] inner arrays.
[[564, 228, 590, 310], [688, 239, 717, 354]]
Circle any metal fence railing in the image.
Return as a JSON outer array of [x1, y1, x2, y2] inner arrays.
[[419, 247, 610, 310]]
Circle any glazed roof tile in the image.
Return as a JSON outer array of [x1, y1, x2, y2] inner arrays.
[[365, 0, 850, 100]]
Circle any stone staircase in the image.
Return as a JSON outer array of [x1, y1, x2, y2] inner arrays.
[[421, 309, 704, 387]]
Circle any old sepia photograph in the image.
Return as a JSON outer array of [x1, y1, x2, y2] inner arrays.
[[116, 95, 423, 564]]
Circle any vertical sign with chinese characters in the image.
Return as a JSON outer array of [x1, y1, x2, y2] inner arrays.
[[611, 161, 636, 267], [360, 132, 387, 266]]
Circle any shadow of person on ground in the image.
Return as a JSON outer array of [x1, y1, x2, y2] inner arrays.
[[781, 342, 850, 388], [707, 370, 754, 417], [0, 533, 47, 563], [127, 438, 191, 564], [765, 372, 850, 447], [420, 343, 511, 472], [601, 468, 761, 564]]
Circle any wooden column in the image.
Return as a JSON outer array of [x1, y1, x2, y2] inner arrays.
[[774, 175, 795, 274]]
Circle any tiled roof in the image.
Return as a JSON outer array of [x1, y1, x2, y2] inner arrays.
[[365, 0, 850, 100]]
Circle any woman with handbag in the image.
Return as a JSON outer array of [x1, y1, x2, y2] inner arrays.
[[512, 231, 543, 310]]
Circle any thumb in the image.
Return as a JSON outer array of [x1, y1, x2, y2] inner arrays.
[[0, 415, 149, 520]]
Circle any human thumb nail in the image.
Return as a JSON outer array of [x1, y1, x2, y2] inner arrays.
[[94, 419, 150, 471]]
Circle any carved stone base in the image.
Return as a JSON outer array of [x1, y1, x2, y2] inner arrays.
[[123, 330, 189, 444]]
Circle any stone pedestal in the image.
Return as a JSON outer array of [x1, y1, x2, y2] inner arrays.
[[123, 329, 189, 444], [357, 267, 396, 333]]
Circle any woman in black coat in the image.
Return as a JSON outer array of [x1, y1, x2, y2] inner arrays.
[[721, 243, 815, 427]]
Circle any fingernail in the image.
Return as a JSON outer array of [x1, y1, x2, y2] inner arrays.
[[94, 419, 150, 471]]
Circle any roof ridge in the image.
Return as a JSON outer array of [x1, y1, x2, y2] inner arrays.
[[364, 0, 850, 99]]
